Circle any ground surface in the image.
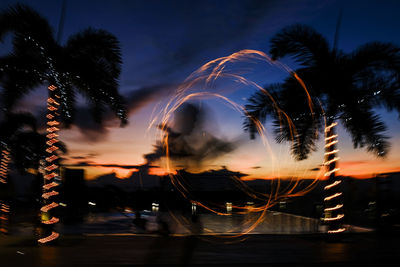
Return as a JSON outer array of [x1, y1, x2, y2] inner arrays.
[[1, 232, 399, 266]]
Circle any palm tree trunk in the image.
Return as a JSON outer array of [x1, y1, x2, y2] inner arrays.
[[0, 148, 11, 234], [38, 85, 61, 244], [323, 121, 345, 234]]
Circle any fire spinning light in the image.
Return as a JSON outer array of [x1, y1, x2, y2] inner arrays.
[[323, 122, 345, 234], [39, 85, 61, 244]]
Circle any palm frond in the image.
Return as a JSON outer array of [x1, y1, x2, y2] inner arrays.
[[341, 106, 389, 157], [0, 4, 54, 44], [269, 24, 330, 67], [351, 42, 400, 74], [65, 28, 126, 125], [243, 84, 280, 139], [0, 112, 37, 141]]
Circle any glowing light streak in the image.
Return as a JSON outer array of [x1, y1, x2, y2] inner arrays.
[[324, 168, 340, 177], [324, 180, 341, 190], [47, 127, 59, 133], [328, 228, 346, 234], [324, 122, 338, 132], [325, 140, 338, 148], [40, 85, 61, 243], [45, 155, 58, 162], [325, 134, 338, 141], [324, 204, 343, 211], [41, 217, 59, 224], [46, 133, 59, 139], [43, 182, 58, 190], [323, 214, 344, 221], [47, 98, 59, 105], [38, 232, 59, 244], [324, 149, 339, 156], [324, 192, 342, 201], [40, 202, 59, 213], [0, 151, 10, 183], [44, 173, 57, 180], [44, 164, 58, 171], [148, 49, 322, 239], [46, 139, 59, 146], [324, 157, 340, 166], [42, 191, 59, 199], [47, 120, 60, 126], [45, 146, 59, 153]]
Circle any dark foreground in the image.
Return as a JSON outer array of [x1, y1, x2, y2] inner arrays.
[[1, 232, 399, 266]]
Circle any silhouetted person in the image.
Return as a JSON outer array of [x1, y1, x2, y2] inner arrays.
[[132, 211, 147, 233], [157, 216, 171, 236], [181, 213, 203, 265]]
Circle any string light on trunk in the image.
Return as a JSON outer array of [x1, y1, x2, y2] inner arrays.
[[39, 85, 61, 244], [323, 122, 345, 234]]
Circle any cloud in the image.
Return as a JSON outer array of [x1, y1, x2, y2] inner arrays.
[[41, 84, 177, 142], [65, 161, 157, 170], [339, 161, 367, 167], [251, 166, 262, 169], [144, 102, 238, 170]]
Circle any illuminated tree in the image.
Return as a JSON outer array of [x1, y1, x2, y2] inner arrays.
[[0, 112, 36, 234], [0, 4, 127, 243], [244, 24, 400, 234], [0, 112, 37, 183]]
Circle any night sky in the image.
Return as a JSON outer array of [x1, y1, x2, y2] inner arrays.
[[1, 0, 400, 180]]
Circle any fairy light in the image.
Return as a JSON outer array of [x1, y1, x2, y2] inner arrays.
[[324, 157, 340, 166], [43, 182, 58, 190], [324, 192, 342, 201], [324, 204, 343, 212], [46, 133, 59, 139], [0, 202, 9, 234], [38, 232, 59, 244], [42, 191, 59, 199], [45, 155, 58, 162], [327, 228, 346, 234], [41, 202, 59, 213], [0, 149, 11, 184], [324, 180, 341, 190], [42, 217, 59, 224], [324, 149, 339, 156], [39, 85, 61, 244], [44, 164, 58, 172], [324, 168, 340, 177], [324, 214, 344, 221], [323, 122, 345, 234], [44, 173, 57, 180]]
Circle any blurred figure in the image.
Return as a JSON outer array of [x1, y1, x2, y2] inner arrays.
[[181, 213, 203, 265], [132, 211, 147, 233], [157, 216, 171, 236], [190, 214, 202, 235]]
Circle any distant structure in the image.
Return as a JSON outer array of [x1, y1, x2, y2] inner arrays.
[[62, 168, 87, 222]]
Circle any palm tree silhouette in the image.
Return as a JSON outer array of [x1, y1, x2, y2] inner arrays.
[[0, 112, 64, 234], [0, 112, 37, 184], [244, 24, 400, 234], [0, 4, 127, 243], [0, 112, 36, 234]]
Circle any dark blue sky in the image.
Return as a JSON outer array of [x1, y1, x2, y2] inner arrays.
[[4, 0, 400, 89], [1, 0, 400, 178]]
